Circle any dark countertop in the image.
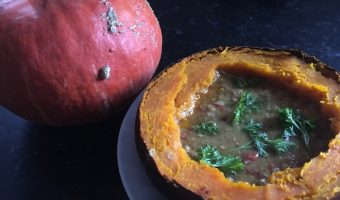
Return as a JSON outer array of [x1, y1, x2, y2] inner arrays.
[[1, 0, 340, 199]]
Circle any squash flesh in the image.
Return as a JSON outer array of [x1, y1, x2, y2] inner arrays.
[[139, 47, 340, 199]]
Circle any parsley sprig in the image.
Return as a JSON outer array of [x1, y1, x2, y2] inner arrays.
[[243, 120, 270, 156], [243, 119, 296, 156], [198, 145, 245, 175], [193, 121, 218, 136], [232, 92, 259, 125], [278, 108, 315, 146], [269, 138, 296, 154]]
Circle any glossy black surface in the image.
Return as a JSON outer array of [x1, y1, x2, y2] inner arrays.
[[1, 0, 340, 199]]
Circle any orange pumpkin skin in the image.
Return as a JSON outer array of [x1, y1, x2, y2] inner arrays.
[[0, 0, 162, 126]]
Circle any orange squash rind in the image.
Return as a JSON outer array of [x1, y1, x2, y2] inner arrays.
[[138, 47, 340, 200]]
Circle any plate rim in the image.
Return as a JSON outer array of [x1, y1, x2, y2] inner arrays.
[[117, 92, 168, 200]]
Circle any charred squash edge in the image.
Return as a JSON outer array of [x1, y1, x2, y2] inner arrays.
[[136, 47, 340, 200]]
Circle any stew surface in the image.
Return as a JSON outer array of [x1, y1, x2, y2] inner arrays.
[[179, 71, 332, 185]]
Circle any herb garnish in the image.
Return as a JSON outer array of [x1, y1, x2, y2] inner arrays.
[[232, 92, 259, 125], [243, 119, 296, 156], [198, 145, 245, 175], [278, 108, 315, 146], [268, 138, 296, 154], [243, 120, 270, 156], [193, 121, 218, 136]]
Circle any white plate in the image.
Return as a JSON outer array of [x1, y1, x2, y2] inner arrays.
[[117, 93, 168, 200]]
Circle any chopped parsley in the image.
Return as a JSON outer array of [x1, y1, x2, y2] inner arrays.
[[193, 121, 218, 136], [198, 145, 245, 175]]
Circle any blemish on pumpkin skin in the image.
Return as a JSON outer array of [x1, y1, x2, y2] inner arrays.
[[128, 23, 141, 37], [101, 0, 122, 34], [98, 65, 111, 80], [134, 32, 141, 37], [101, 0, 111, 6], [129, 25, 137, 30], [105, 7, 122, 33]]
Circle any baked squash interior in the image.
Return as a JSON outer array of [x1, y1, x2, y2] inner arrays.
[[179, 70, 332, 186], [138, 47, 340, 199]]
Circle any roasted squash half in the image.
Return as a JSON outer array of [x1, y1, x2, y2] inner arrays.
[[137, 47, 340, 200]]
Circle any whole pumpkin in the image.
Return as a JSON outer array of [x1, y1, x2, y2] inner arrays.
[[0, 0, 162, 126]]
